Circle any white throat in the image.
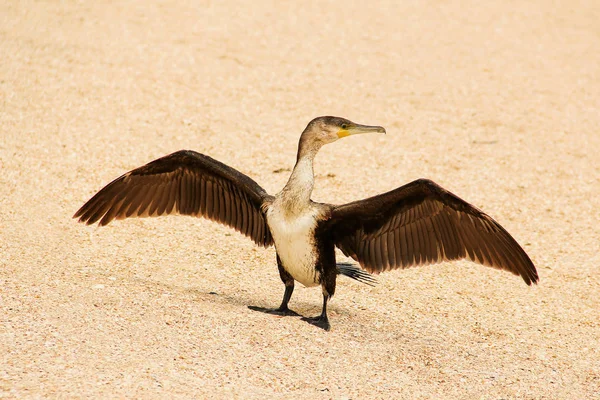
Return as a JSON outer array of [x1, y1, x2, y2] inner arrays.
[[278, 157, 315, 215]]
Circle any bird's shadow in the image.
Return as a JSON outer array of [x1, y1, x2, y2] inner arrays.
[[130, 276, 333, 330]]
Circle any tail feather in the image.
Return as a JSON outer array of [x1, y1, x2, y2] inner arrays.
[[337, 262, 377, 286]]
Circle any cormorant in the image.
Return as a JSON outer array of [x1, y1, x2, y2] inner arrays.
[[74, 116, 538, 331]]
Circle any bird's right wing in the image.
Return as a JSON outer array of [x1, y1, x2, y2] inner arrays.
[[328, 179, 538, 285], [74, 150, 274, 247]]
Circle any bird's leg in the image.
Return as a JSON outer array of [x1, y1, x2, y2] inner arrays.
[[302, 270, 335, 331], [275, 283, 295, 312], [301, 293, 331, 331], [248, 255, 299, 317]]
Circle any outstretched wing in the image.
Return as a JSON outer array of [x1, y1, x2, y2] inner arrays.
[[74, 150, 273, 247], [329, 179, 538, 285]]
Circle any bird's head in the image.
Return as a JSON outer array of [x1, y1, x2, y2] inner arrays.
[[298, 116, 386, 159]]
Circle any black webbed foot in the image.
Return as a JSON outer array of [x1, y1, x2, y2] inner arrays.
[[301, 315, 331, 331], [248, 305, 300, 317]]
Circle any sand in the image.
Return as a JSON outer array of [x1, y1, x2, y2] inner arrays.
[[1, 1, 599, 398]]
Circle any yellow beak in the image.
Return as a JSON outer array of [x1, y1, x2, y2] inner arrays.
[[337, 124, 386, 138]]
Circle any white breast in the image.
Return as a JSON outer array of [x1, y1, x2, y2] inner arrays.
[[266, 205, 320, 287]]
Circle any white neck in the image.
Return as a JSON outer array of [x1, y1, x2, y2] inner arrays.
[[278, 155, 315, 213]]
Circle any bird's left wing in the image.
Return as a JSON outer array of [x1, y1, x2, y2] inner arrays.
[[74, 150, 274, 247], [328, 179, 538, 284]]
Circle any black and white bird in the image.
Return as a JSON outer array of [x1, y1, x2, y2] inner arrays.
[[74, 116, 538, 331]]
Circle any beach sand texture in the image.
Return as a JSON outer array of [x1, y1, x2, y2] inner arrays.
[[1, 1, 599, 398]]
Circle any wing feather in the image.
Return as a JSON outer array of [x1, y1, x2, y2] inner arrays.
[[384, 231, 396, 269], [329, 179, 538, 285], [74, 150, 274, 247], [241, 197, 249, 237]]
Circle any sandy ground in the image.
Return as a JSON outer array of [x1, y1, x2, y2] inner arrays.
[[1, 1, 599, 398]]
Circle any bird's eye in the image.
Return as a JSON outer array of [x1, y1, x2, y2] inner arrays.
[[341, 124, 348, 130]]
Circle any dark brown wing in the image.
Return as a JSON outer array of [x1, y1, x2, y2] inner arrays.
[[329, 179, 538, 285], [73, 150, 273, 247]]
